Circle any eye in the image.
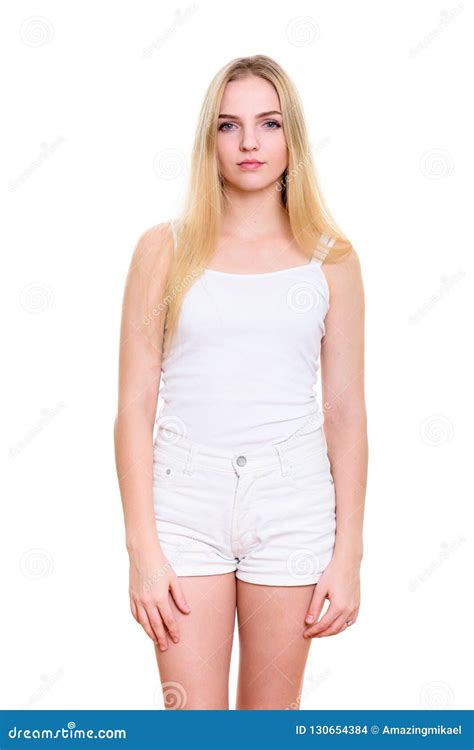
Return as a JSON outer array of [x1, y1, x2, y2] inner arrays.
[[218, 120, 282, 132]]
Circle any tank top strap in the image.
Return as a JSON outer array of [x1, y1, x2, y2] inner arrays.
[[316, 232, 336, 260], [169, 218, 180, 253], [318, 233, 336, 249]]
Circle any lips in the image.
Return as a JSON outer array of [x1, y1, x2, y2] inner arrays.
[[239, 160, 263, 165], [238, 160, 264, 171]]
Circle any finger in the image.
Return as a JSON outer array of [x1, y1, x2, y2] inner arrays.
[[145, 605, 169, 651], [158, 603, 180, 644], [305, 585, 328, 625], [169, 578, 192, 614], [315, 612, 353, 638], [130, 597, 139, 622], [304, 604, 342, 638], [136, 603, 162, 647]]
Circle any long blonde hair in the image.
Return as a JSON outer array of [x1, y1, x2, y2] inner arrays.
[[161, 54, 352, 354]]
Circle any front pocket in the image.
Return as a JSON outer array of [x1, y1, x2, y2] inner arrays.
[[289, 458, 333, 493]]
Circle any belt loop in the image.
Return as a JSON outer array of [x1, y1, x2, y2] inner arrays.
[[184, 443, 197, 475], [275, 444, 290, 477]]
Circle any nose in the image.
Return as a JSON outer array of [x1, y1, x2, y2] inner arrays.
[[240, 126, 259, 151]]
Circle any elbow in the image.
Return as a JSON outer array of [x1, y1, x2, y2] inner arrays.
[[324, 403, 367, 432]]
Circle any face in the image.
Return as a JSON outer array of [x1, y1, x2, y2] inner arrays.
[[216, 74, 288, 192]]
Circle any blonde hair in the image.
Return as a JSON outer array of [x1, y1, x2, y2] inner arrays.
[[161, 54, 352, 354]]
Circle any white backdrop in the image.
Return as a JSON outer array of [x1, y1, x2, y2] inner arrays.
[[1, 0, 472, 710]]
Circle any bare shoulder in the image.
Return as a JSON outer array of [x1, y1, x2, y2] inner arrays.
[[322, 241, 364, 304], [130, 221, 175, 274]]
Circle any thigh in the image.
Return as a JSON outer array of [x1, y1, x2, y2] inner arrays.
[[155, 572, 237, 710], [236, 579, 315, 710]]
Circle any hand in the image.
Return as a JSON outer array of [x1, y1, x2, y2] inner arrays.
[[128, 543, 191, 651], [303, 555, 360, 638]]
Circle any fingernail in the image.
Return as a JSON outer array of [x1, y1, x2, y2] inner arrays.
[[306, 615, 314, 623]]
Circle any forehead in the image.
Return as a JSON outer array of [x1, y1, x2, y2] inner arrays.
[[219, 75, 280, 115]]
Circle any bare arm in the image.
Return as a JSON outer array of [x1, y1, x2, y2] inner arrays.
[[113, 222, 190, 649], [321, 245, 368, 564], [114, 222, 171, 553], [303, 245, 367, 638]]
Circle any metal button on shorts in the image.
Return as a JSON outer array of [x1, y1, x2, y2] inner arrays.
[[236, 455, 247, 466]]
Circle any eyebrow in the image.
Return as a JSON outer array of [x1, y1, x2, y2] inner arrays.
[[217, 110, 282, 119]]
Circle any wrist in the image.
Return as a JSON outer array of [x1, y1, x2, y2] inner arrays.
[[332, 545, 363, 566], [126, 529, 162, 557]]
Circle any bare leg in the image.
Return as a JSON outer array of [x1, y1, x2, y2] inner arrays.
[[235, 579, 315, 710], [155, 572, 237, 709]]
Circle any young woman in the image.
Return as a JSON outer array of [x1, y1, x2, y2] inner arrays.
[[114, 54, 368, 710]]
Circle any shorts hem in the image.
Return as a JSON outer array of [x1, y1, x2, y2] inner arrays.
[[235, 572, 323, 587], [170, 566, 237, 578]]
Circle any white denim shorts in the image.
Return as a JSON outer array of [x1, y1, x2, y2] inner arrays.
[[152, 426, 336, 586]]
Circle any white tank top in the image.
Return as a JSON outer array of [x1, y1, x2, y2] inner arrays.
[[156, 222, 335, 453]]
